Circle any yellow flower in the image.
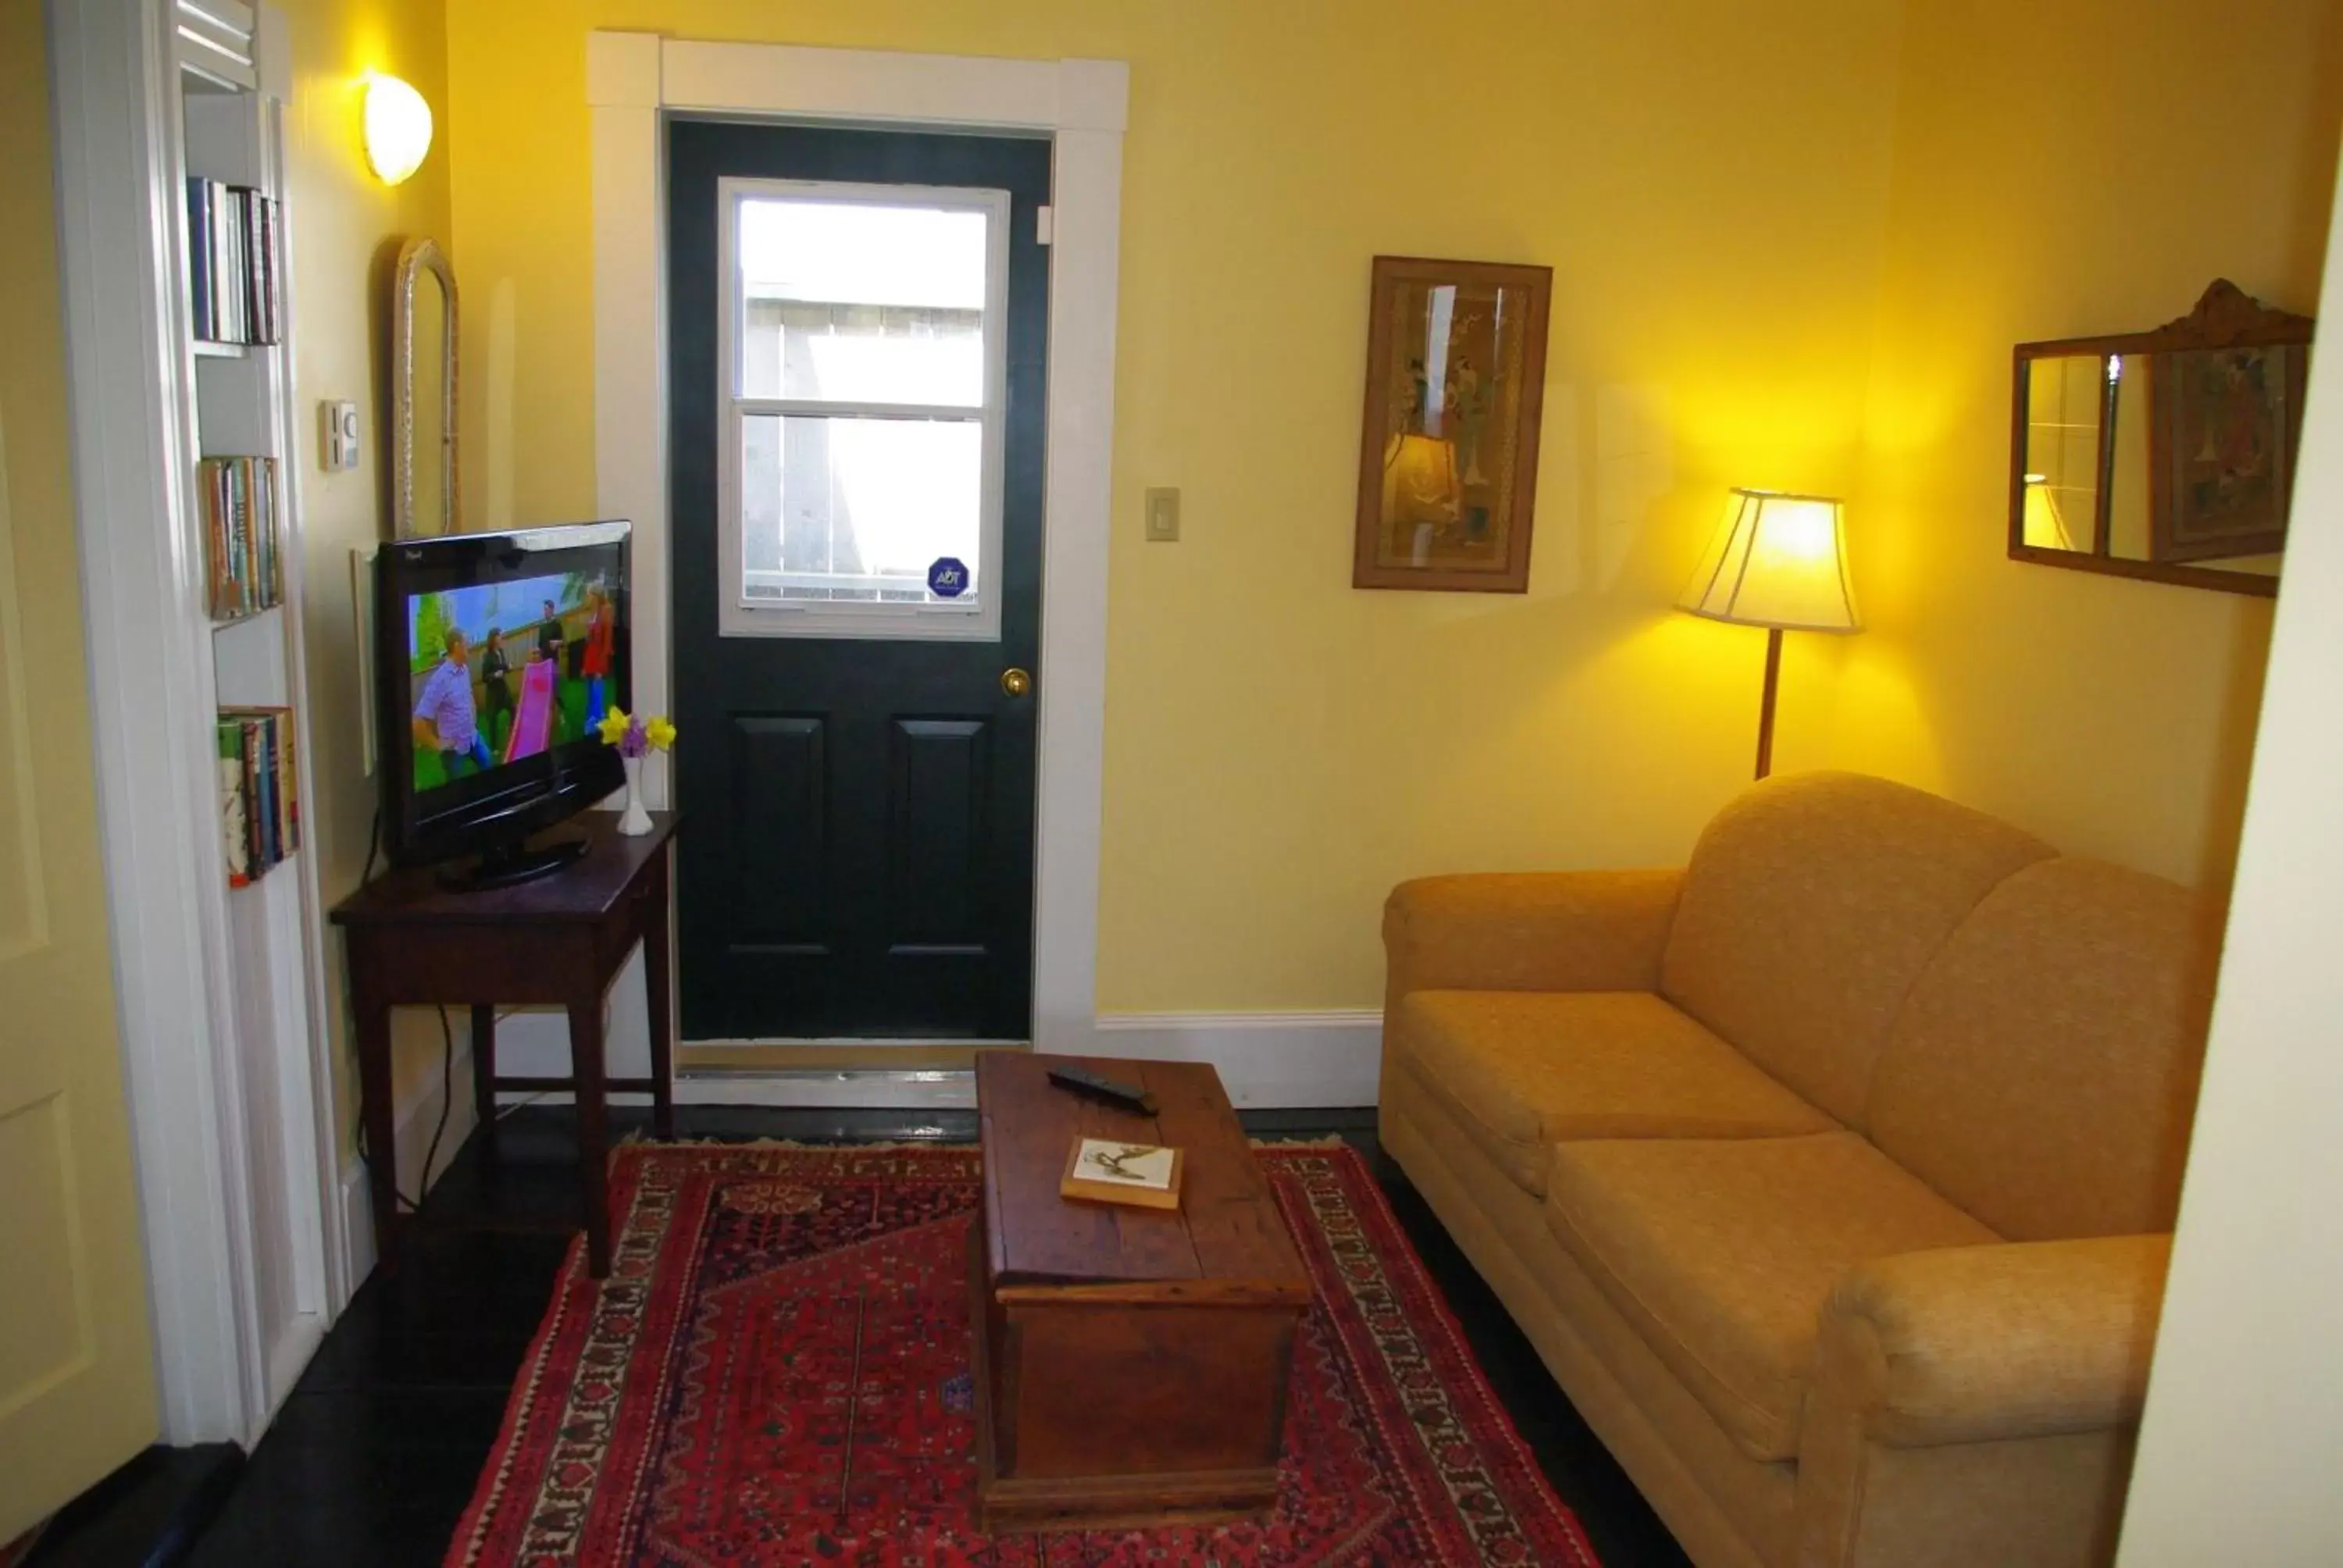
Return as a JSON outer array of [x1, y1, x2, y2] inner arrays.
[[596, 706, 632, 746], [646, 716, 677, 751]]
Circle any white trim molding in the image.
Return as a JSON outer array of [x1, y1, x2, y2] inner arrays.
[[650, 1012, 1385, 1111], [1092, 1011, 1385, 1109], [590, 34, 1126, 1060], [50, 0, 338, 1445]]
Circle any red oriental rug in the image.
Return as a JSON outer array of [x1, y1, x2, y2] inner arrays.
[[445, 1141, 1600, 1566]]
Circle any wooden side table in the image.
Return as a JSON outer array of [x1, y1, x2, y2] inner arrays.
[[330, 812, 679, 1278]]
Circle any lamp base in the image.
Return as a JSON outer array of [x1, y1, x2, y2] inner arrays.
[[1755, 626, 1784, 780]]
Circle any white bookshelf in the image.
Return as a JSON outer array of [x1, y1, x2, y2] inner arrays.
[[53, 0, 360, 1444], [164, 0, 337, 1432]]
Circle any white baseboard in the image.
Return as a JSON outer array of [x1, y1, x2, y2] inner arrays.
[[347, 1014, 1381, 1203], [1089, 1010, 1382, 1108], [673, 1071, 980, 1110], [338, 1033, 478, 1282], [654, 1011, 1385, 1110]]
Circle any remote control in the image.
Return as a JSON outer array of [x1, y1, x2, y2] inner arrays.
[[1046, 1065, 1159, 1117]]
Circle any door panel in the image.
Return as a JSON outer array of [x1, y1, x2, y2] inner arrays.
[[670, 123, 1048, 1042], [726, 714, 829, 950], [0, 69, 162, 1527], [887, 716, 993, 953]]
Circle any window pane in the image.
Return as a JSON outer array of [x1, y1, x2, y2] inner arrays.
[[736, 197, 988, 406], [740, 415, 982, 604]]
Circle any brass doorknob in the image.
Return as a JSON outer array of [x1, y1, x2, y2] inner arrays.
[[1000, 668, 1032, 697]]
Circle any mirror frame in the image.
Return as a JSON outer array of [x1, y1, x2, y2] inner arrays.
[[392, 236, 459, 540], [2009, 279, 2310, 598]]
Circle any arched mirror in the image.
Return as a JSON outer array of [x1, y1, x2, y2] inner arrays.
[[393, 237, 458, 539], [2010, 280, 2310, 597]]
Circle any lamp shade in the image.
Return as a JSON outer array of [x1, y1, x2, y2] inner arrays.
[[1382, 431, 1461, 525], [364, 74, 433, 185], [2021, 473, 2077, 551], [1678, 489, 1859, 633]]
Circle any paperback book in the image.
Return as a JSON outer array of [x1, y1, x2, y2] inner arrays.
[[217, 707, 301, 887], [1059, 1137, 1184, 1211], [186, 177, 282, 345], [199, 455, 282, 621]]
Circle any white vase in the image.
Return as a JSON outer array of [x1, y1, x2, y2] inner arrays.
[[616, 754, 653, 836]]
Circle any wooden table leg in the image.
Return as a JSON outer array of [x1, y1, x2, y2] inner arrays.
[[568, 994, 612, 1278], [470, 1003, 499, 1165], [351, 953, 402, 1274], [644, 846, 676, 1141]]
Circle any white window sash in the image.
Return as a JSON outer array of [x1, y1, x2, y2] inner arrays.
[[715, 175, 1012, 643]]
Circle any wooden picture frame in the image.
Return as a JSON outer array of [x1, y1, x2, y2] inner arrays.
[[1353, 255, 1552, 592], [2147, 337, 2306, 565]]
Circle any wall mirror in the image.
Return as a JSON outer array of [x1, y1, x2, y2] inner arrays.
[[393, 237, 459, 539], [2010, 280, 2310, 597]]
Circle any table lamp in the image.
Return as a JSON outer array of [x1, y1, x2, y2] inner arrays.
[[1677, 489, 1859, 779]]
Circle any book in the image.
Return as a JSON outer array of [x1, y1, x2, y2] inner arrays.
[[1059, 1136, 1184, 1212], [184, 178, 282, 345], [198, 455, 280, 620], [216, 719, 250, 886], [216, 707, 299, 887]]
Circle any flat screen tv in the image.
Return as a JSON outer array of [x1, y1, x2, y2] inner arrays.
[[376, 521, 631, 886]]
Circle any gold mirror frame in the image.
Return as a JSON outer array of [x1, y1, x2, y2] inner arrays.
[[392, 236, 458, 540], [2008, 280, 2309, 599]]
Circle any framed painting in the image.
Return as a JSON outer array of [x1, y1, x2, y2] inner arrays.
[[2148, 338, 2307, 564], [1352, 255, 1553, 592]]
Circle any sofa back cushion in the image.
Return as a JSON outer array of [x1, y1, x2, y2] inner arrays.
[[1866, 857, 2215, 1240], [1660, 772, 2055, 1127]]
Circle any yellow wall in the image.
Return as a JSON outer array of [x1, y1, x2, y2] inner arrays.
[[1830, 0, 2343, 894], [278, 0, 454, 1110], [435, 0, 2341, 1016], [444, 0, 1910, 1010]]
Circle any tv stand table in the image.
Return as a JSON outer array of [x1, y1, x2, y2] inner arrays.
[[330, 811, 679, 1278]]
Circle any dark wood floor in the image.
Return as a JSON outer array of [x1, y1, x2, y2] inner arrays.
[[182, 1104, 1692, 1567]]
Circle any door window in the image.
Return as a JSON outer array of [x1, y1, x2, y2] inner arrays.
[[717, 180, 1011, 641]]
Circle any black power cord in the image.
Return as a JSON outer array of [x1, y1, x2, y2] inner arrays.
[[351, 808, 458, 1215]]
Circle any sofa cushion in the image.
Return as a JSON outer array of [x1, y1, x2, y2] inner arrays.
[[1544, 1133, 1999, 1462], [1660, 772, 2056, 1128], [1867, 857, 2216, 1241], [1390, 990, 1837, 1196]]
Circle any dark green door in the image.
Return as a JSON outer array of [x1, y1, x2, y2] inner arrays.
[[667, 121, 1050, 1039]]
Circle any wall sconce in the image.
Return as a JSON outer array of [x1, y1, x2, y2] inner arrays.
[[364, 74, 433, 185]]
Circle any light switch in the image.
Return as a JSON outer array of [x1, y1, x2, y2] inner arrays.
[[1144, 486, 1180, 542], [319, 400, 360, 471]]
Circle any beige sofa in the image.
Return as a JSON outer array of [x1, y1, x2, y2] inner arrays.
[[1379, 772, 2214, 1568]]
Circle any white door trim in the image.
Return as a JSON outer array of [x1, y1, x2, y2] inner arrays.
[[589, 34, 1126, 1054], [48, 0, 337, 1443]]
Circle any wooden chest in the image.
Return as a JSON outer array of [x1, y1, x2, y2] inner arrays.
[[970, 1053, 1314, 1533]]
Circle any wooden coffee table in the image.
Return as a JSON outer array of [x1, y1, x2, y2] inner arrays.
[[970, 1053, 1313, 1534]]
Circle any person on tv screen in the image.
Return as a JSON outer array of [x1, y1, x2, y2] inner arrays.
[[478, 627, 513, 754], [412, 626, 494, 782], [581, 588, 615, 729], [536, 598, 564, 674]]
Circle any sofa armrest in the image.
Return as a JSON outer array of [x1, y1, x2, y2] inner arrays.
[[1810, 1234, 2171, 1449], [1382, 868, 1683, 1004]]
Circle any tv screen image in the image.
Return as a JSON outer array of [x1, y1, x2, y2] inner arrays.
[[405, 570, 620, 793], [376, 520, 631, 883]]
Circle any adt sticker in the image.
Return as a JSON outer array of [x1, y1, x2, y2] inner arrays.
[[927, 557, 970, 599]]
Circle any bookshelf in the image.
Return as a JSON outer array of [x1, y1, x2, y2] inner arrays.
[[164, 0, 337, 1433]]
